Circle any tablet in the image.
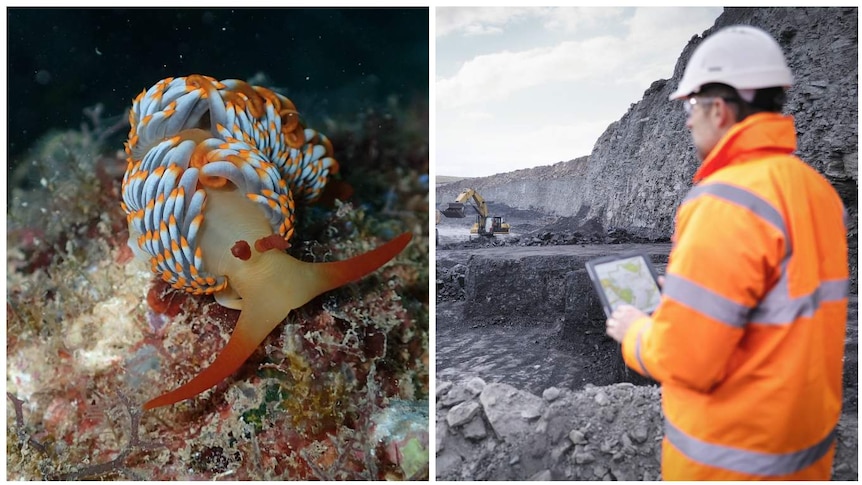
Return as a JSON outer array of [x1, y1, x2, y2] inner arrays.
[[585, 252, 662, 318]]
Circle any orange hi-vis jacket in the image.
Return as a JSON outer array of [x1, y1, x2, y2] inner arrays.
[[622, 112, 849, 480]]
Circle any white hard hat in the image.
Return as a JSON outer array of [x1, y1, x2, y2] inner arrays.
[[669, 25, 793, 100]]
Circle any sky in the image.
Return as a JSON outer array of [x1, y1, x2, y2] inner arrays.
[[436, 7, 723, 178]]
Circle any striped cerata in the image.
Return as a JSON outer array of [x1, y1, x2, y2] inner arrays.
[[120, 74, 337, 296]]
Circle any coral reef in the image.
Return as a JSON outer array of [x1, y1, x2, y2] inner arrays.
[[6, 95, 429, 479]]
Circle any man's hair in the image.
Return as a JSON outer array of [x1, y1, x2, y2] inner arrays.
[[698, 83, 786, 122]]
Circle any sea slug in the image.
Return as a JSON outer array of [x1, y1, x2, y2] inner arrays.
[[120, 75, 411, 409]]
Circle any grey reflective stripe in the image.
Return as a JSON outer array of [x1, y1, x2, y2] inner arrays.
[[682, 183, 789, 248], [664, 274, 750, 328], [635, 321, 654, 380], [665, 418, 836, 476], [821, 279, 851, 300], [751, 277, 849, 324], [679, 182, 847, 326]]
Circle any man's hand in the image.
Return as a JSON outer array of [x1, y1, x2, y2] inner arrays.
[[606, 305, 648, 343]]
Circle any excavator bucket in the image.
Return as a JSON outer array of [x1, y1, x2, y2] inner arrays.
[[441, 202, 467, 218]]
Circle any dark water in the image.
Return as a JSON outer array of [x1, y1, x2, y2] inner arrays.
[[7, 7, 429, 167]]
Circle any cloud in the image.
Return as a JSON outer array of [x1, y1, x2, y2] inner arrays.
[[540, 7, 627, 32], [437, 7, 629, 38], [436, 7, 539, 38], [437, 118, 613, 178], [461, 110, 494, 121], [627, 7, 718, 46], [463, 24, 504, 36], [438, 7, 723, 109], [622, 7, 723, 83], [528, 120, 613, 154], [437, 36, 626, 110]]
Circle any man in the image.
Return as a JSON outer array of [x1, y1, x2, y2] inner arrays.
[[605, 25, 848, 480]]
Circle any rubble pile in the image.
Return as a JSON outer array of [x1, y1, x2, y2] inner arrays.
[[436, 377, 663, 481], [436, 377, 859, 481]]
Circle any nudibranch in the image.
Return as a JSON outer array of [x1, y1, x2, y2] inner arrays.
[[120, 75, 411, 410]]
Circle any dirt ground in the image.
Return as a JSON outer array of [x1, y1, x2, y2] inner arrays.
[[436, 301, 630, 395], [436, 302, 858, 481], [435, 207, 858, 481]]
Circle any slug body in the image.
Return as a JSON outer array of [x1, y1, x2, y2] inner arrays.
[[120, 75, 411, 410]]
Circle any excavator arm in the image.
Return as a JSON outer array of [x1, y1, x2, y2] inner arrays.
[[441, 189, 489, 218], [440, 188, 510, 237]]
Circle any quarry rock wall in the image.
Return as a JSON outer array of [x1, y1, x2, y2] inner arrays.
[[436, 7, 858, 283]]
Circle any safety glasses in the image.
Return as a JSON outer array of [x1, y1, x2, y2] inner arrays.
[[683, 96, 719, 117]]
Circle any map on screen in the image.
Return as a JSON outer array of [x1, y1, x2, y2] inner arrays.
[[586, 254, 661, 318]]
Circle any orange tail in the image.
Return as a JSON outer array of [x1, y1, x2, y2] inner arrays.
[[142, 232, 412, 410], [307, 232, 413, 296], [142, 305, 272, 410]]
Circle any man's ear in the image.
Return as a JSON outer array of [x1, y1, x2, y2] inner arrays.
[[714, 98, 737, 128]]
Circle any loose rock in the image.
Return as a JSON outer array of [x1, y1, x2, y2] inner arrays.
[[594, 391, 609, 406], [575, 452, 596, 464], [550, 440, 573, 461], [480, 383, 546, 442], [436, 381, 453, 399], [631, 423, 649, 443], [593, 464, 609, 479], [442, 377, 486, 407], [569, 429, 586, 445], [542, 387, 561, 402], [611, 468, 630, 481], [447, 401, 481, 428], [621, 432, 634, 450], [529, 470, 552, 481], [436, 421, 447, 453], [462, 416, 488, 441]]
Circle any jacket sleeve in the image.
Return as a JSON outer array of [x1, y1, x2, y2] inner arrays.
[[621, 183, 786, 392]]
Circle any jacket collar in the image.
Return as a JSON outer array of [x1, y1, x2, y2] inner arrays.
[[693, 112, 798, 182]]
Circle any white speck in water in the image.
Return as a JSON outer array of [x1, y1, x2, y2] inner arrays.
[[40, 177, 47, 187], [34, 70, 51, 85], [95, 47, 102, 56]]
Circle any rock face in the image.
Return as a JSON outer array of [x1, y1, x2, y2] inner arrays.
[[459, 244, 669, 330], [436, 7, 858, 289]]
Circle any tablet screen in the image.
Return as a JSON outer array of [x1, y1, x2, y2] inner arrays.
[[586, 254, 661, 317]]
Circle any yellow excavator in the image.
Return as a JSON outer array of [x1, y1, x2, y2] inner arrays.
[[440, 188, 511, 237]]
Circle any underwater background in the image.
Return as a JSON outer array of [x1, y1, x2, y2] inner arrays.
[[8, 7, 428, 161]]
